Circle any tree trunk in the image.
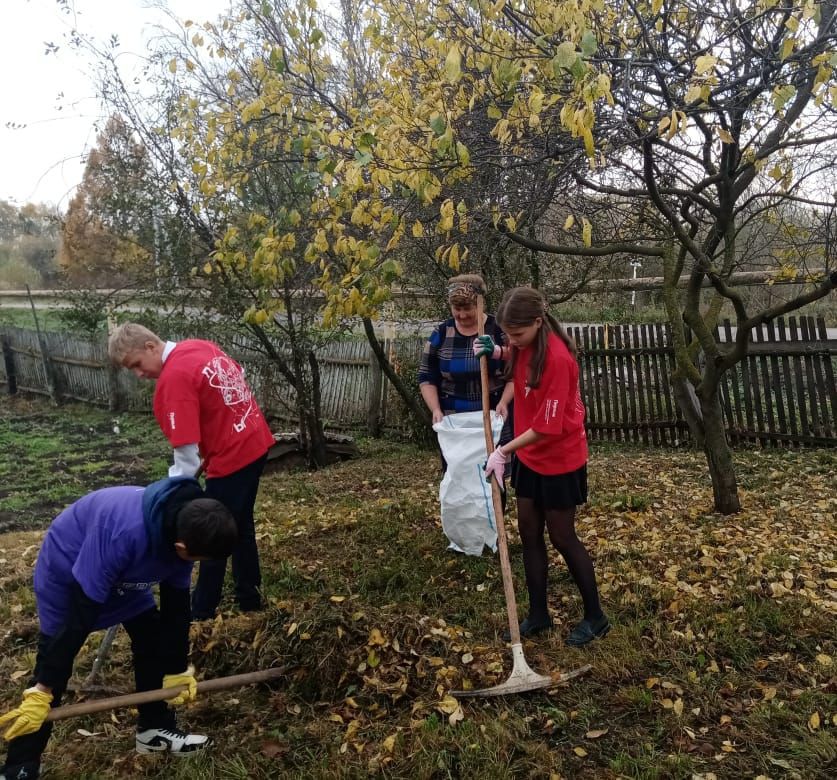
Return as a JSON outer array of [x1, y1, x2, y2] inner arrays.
[[698, 384, 741, 514], [671, 375, 705, 448], [305, 350, 329, 467]]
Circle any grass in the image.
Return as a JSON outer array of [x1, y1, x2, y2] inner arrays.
[[0, 396, 835, 778]]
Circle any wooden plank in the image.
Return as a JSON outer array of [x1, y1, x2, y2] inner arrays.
[[776, 319, 798, 441], [612, 326, 628, 442], [598, 325, 613, 442], [746, 326, 766, 445], [788, 317, 810, 438], [754, 322, 776, 445], [621, 325, 638, 443], [639, 324, 658, 445], [765, 320, 787, 444], [816, 317, 837, 436], [657, 323, 677, 445], [722, 320, 743, 444], [800, 317, 822, 438]]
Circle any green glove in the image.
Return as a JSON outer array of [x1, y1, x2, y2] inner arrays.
[[163, 667, 198, 706], [473, 335, 501, 359], [0, 687, 53, 740]]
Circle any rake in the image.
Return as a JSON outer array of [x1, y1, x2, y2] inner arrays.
[[451, 296, 590, 698]]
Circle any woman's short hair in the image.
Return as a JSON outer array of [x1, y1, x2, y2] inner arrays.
[[107, 323, 163, 364], [446, 274, 487, 307], [176, 498, 238, 559]]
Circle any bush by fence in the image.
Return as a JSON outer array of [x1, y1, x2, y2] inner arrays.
[[1, 318, 835, 446]]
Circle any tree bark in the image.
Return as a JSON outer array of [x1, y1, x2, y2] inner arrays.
[[671, 376, 705, 448], [698, 384, 740, 514]]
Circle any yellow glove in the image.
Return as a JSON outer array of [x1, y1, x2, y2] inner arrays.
[[162, 666, 197, 706], [0, 687, 53, 740]]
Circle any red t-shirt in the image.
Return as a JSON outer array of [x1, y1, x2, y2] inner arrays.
[[153, 340, 275, 478], [513, 331, 588, 476]]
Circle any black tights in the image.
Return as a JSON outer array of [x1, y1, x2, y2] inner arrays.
[[516, 498, 602, 622]]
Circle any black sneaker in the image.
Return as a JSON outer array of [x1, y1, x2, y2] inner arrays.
[[0, 762, 40, 780], [136, 726, 212, 756], [565, 614, 611, 646], [502, 616, 554, 642]]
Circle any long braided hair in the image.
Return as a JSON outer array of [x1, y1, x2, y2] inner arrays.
[[496, 287, 576, 388]]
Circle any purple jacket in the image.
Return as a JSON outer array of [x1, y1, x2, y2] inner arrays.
[[34, 486, 193, 636]]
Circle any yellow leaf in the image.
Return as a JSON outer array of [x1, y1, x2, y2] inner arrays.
[[382, 734, 397, 753], [369, 627, 386, 646], [781, 36, 795, 60], [581, 218, 592, 247], [202, 262, 213, 275], [695, 55, 717, 75], [657, 115, 671, 135], [815, 654, 832, 667], [563, 214, 575, 231], [585, 728, 609, 739], [504, 215, 517, 232], [437, 695, 460, 715], [673, 698, 684, 716], [717, 127, 735, 144], [330, 595, 346, 603], [411, 220, 424, 238], [652, 0, 663, 11], [573, 746, 588, 757], [685, 84, 703, 104], [445, 44, 462, 83], [168, 58, 177, 73], [808, 711, 820, 730]]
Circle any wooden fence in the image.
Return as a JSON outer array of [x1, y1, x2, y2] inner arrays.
[[1, 318, 835, 447]]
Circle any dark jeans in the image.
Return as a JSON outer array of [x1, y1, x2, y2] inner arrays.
[[2, 608, 175, 776], [191, 452, 267, 619]]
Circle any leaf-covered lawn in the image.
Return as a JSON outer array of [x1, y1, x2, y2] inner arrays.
[[0, 398, 834, 779]]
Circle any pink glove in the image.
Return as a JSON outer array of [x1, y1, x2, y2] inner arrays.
[[484, 446, 508, 483]]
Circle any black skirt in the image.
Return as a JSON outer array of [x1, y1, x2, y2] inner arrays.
[[510, 458, 588, 510]]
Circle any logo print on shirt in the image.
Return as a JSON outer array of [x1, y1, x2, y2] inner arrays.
[[524, 385, 532, 398], [202, 357, 255, 433], [544, 398, 560, 423], [168, 412, 176, 430]]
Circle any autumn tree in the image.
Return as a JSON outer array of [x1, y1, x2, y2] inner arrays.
[[483, 0, 837, 513], [59, 116, 156, 285]]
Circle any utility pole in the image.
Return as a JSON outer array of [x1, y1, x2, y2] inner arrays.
[[629, 259, 642, 309]]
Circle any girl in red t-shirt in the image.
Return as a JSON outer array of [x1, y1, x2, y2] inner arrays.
[[481, 287, 609, 646]]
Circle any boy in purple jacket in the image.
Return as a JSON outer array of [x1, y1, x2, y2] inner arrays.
[[0, 477, 237, 780]]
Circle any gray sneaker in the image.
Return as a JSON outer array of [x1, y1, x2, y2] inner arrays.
[[136, 726, 212, 756]]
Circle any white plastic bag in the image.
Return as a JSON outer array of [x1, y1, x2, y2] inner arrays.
[[433, 411, 504, 556]]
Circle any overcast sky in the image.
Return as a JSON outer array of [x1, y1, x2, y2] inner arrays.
[[1, 0, 231, 210]]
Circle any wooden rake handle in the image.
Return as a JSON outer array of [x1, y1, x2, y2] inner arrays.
[[476, 296, 522, 647], [46, 667, 286, 722]]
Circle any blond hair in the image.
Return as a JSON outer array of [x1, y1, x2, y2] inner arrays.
[[107, 323, 163, 364]]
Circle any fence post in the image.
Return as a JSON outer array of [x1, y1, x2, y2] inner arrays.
[[25, 285, 61, 404], [2, 335, 17, 395]]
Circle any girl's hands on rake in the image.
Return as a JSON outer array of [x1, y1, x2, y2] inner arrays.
[[484, 446, 508, 483]]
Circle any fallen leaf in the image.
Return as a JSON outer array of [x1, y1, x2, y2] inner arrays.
[[76, 729, 103, 737], [808, 712, 820, 731], [573, 746, 588, 757], [585, 728, 608, 739], [382, 734, 397, 753]]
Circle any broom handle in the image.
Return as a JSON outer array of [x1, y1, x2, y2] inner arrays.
[[46, 667, 285, 722], [477, 296, 522, 646]]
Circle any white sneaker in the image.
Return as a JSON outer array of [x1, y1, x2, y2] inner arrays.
[[136, 726, 212, 756]]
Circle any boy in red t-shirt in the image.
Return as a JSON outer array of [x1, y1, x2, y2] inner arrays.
[[109, 323, 275, 619], [480, 287, 609, 647]]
